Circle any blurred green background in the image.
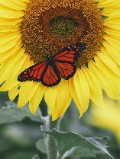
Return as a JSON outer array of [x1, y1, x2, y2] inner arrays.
[[0, 92, 120, 159]]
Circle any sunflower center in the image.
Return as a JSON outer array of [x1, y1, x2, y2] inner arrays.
[[49, 16, 79, 40], [20, 0, 104, 67]]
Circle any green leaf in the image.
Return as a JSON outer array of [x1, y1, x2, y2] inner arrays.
[[32, 154, 39, 159], [36, 139, 46, 154], [0, 105, 42, 124], [2, 150, 36, 159], [45, 129, 114, 159], [0, 138, 14, 153]]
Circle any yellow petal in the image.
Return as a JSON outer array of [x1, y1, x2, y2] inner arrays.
[[0, 41, 21, 62], [105, 28, 120, 40], [8, 86, 19, 100], [96, 53, 120, 77], [89, 61, 120, 99], [0, 48, 25, 84], [0, 17, 22, 26], [102, 41, 120, 65], [0, 33, 21, 52], [89, 98, 120, 142], [18, 82, 39, 107], [44, 86, 58, 115], [29, 84, 46, 113], [0, 0, 28, 10], [78, 69, 90, 113], [70, 68, 89, 116], [0, 5, 24, 18], [98, 0, 120, 9], [0, 26, 19, 32], [0, 32, 21, 46], [69, 78, 83, 116], [83, 67, 104, 105], [0, 55, 32, 91], [0, 80, 19, 91], [104, 36, 120, 51], [52, 80, 72, 121], [94, 56, 120, 92]]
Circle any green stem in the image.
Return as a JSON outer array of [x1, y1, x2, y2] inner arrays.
[[44, 116, 58, 159]]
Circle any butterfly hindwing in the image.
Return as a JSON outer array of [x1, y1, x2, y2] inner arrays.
[[55, 61, 76, 80], [41, 64, 61, 86]]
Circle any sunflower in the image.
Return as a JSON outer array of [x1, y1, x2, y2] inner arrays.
[[0, 0, 120, 121], [88, 96, 120, 143]]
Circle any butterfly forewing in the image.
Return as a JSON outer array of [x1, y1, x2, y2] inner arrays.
[[53, 50, 76, 63], [53, 43, 86, 63], [53, 43, 86, 80], [18, 61, 47, 81]]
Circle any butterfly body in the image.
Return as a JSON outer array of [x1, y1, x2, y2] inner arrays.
[[18, 43, 86, 87]]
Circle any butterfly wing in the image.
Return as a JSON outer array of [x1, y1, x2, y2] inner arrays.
[[54, 61, 76, 80], [18, 62, 48, 82], [18, 61, 61, 87], [41, 64, 61, 86], [53, 42, 86, 79], [54, 42, 86, 62], [18, 43, 86, 86]]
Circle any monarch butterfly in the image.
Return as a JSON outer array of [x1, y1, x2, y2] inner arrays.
[[18, 43, 86, 87]]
